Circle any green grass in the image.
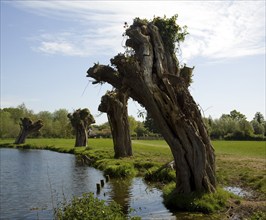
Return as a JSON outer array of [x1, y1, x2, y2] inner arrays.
[[212, 141, 266, 158], [0, 138, 76, 153], [2, 139, 264, 158], [210, 141, 266, 198], [163, 183, 235, 213]]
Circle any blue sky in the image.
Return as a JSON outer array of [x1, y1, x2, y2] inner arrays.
[[1, 1, 265, 124]]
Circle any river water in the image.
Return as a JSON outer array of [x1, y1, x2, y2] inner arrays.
[[0, 148, 177, 219]]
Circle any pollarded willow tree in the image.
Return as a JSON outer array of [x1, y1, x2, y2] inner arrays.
[[98, 90, 132, 158], [68, 108, 95, 147], [15, 117, 43, 144], [87, 15, 216, 194]]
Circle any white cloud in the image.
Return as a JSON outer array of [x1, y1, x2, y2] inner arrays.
[[180, 1, 265, 61], [37, 41, 82, 56], [11, 1, 265, 61], [32, 28, 123, 57]]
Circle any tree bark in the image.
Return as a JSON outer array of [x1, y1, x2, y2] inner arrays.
[[99, 90, 132, 158], [87, 19, 216, 194], [68, 109, 95, 147], [14, 118, 43, 144], [74, 123, 88, 147]]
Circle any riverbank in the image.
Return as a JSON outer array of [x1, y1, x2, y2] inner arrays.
[[1, 138, 265, 219]]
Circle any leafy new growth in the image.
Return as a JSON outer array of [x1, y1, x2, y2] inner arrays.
[[152, 14, 188, 53]]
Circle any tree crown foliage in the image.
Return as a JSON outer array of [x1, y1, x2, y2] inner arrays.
[[253, 112, 265, 124], [221, 110, 247, 121]]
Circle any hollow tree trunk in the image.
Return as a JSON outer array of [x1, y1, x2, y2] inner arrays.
[[68, 109, 95, 147], [15, 118, 43, 144], [99, 90, 132, 158], [87, 19, 216, 194]]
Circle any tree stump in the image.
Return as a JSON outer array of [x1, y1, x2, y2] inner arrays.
[[14, 117, 43, 144], [68, 108, 95, 147]]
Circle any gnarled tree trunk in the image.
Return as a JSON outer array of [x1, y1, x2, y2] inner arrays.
[[15, 117, 43, 144], [87, 18, 216, 194], [68, 108, 95, 147], [99, 90, 132, 158]]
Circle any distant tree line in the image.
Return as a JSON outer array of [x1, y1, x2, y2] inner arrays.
[[0, 104, 265, 140], [203, 110, 265, 140], [0, 104, 72, 138]]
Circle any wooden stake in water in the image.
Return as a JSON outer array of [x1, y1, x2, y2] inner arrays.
[[96, 183, 101, 193]]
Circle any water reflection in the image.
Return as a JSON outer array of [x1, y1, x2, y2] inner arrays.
[[1, 149, 150, 219], [0, 148, 104, 220], [0, 148, 224, 220], [103, 177, 176, 219], [107, 178, 132, 214]]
